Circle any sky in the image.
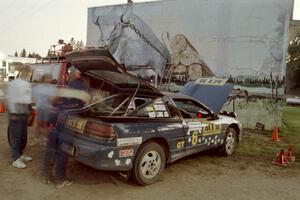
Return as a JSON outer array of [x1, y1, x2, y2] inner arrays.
[[0, 0, 299, 57]]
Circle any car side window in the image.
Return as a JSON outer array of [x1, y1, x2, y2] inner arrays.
[[173, 98, 209, 118], [129, 98, 171, 118]]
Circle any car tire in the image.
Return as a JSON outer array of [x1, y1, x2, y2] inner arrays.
[[132, 142, 166, 186], [220, 127, 237, 156]]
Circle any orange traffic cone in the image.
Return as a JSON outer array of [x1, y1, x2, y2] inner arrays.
[[272, 127, 279, 142], [273, 149, 288, 167], [0, 101, 5, 113], [286, 145, 296, 162]]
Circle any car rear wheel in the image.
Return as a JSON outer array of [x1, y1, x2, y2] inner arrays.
[[132, 142, 165, 186], [220, 127, 237, 156]]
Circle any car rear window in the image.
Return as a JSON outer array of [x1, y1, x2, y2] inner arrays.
[[31, 63, 61, 84]]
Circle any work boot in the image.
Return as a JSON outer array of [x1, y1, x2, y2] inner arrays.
[[12, 158, 27, 169]]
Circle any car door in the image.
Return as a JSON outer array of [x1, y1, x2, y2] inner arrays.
[[125, 96, 186, 161], [173, 98, 223, 155]]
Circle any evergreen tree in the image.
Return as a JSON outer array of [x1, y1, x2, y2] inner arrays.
[[28, 53, 33, 58], [33, 53, 41, 59], [14, 51, 18, 57], [46, 49, 52, 58], [286, 36, 300, 94], [20, 48, 27, 57]]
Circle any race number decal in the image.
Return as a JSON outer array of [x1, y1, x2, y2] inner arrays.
[[191, 130, 199, 145], [186, 121, 202, 146]]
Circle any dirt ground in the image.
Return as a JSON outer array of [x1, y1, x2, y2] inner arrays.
[[0, 113, 300, 200]]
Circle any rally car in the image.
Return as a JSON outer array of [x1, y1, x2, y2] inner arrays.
[[56, 48, 242, 185]]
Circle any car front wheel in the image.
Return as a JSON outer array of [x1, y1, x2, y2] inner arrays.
[[132, 142, 166, 186], [220, 127, 237, 156]]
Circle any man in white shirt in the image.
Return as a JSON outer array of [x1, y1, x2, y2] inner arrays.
[[7, 65, 33, 169]]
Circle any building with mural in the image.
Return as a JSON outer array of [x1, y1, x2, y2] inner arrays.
[[86, 0, 293, 129]]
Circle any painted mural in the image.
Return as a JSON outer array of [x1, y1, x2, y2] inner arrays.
[[87, 0, 293, 129]]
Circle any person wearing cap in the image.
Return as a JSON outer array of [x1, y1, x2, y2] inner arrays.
[[7, 65, 33, 169]]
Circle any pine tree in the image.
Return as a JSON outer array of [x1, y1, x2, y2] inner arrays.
[[46, 49, 52, 58], [20, 48, 27, 57]]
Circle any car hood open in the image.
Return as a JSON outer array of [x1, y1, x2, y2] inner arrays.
[[65, 48, 163, 97], [180, 78, 234, 113]]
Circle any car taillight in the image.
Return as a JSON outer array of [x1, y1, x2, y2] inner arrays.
[[85, 121, 117, 139]]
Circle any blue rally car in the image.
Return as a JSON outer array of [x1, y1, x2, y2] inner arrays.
[[57, 48, 242, 185]]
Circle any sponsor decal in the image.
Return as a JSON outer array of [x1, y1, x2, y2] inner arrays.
[[125, 159, 132, 165], [107, 151, 114, 158], [154, 104, 166, 111], [156, 112, 164, 118], [195, 78, 228, 86], [119, 149, 134, 158], [127, 100, 135, 110], [163, 111, 169, 117], [117, 137, 142, 147], [65, 117, 87, 133], [114, 159, 121, 166], [202, 123, 222, 135], [146, 106, 154, 112], [176, 140, 185, 149], [149, 112, 156, 118]]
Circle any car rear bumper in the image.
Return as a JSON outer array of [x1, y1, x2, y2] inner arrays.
[[59, 131, 136, 171]]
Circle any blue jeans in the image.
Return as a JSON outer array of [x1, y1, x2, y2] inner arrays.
[[8, 114, 29, 161], [43, 127, 68, 181]]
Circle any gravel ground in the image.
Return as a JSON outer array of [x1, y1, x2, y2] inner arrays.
[[0, 113, 300, 200]]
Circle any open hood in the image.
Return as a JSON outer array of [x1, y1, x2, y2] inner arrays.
[[65, 48, 163, 97], [179, 78, 234, 113]]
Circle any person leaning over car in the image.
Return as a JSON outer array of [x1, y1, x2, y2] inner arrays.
[[43, 67, 89, 188], [7, 65, 33, 169]]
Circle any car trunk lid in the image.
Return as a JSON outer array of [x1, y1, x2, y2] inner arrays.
[[65, 48, 163, 97]]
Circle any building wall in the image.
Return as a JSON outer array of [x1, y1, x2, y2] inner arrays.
[[87, 0, 293, 129]]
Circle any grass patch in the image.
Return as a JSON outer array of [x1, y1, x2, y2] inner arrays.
[[237, 106, 300, 158], [281, 105, 300, 153], [236, 130, 286, 158]]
